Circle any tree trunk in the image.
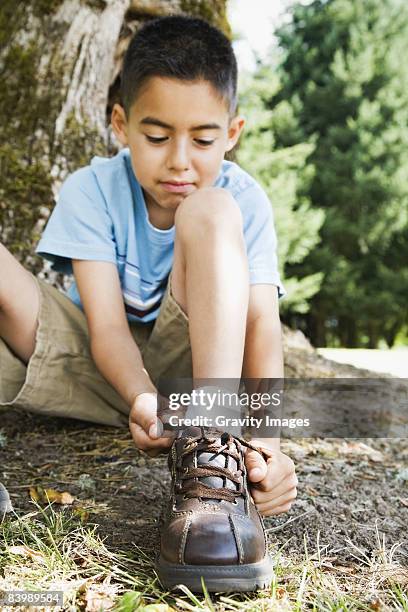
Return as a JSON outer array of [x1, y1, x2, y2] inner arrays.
[[0, 0, 229, 281], [308, 310, 326, 347], [384, 320, 401, 348], [346, 317, 358, 348]]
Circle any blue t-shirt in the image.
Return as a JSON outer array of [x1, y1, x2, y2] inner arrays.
[[36, 148, 285, 323]]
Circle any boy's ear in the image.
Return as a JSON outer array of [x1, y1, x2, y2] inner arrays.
[[111, 103, 129, 146], [225, 115, 245, 152]]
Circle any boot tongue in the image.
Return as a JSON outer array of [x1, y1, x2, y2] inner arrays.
[[182, 430, 239, 500], [178, 426, 203, 438]]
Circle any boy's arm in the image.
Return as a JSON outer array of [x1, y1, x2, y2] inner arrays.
[[244, 283, 284, 377], [72, 260, 156, 405], [242, 284, 297, 516], [243, 282, 284, 452]]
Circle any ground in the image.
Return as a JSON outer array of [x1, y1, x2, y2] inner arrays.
[[1, 405, 407, 611], [317, 348, 408, 379]]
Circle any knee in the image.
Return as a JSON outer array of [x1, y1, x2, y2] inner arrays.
[[174, 187, 243, 236]]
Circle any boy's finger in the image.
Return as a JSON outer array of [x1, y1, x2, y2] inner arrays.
[[256, 487, 297, 513], [251, 472, 298, 503], [245, 448, 268, 483], [149, 419, 163, 439], [130, 393, 159, 435], [129, 421, 172, 451]]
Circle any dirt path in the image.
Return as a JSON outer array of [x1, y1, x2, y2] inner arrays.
[[317, 348, 408, 378]]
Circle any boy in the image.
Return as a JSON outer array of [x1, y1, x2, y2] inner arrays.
[[0, 15, 297, 591]]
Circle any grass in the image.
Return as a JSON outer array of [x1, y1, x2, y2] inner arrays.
[[1, 500, 407, 611]]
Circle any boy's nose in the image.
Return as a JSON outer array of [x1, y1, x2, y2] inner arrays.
[[166, 142, 190, 172]]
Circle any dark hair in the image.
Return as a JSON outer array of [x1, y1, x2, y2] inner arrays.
[[120, 15, 238, 117]]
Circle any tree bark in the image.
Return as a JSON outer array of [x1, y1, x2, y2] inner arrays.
[[0, 0, 229, 279]]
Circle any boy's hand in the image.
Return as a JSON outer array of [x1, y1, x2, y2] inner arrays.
[[129, 392, 175, 457], [245, 447, 297, 516]]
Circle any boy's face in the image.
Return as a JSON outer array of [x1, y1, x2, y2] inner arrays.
[[111, 77, 244, 226]]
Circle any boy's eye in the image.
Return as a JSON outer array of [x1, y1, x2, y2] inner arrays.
[[146, 135, 168, 143], [144, 135, 215, 146], [195, 139, 215, 146]]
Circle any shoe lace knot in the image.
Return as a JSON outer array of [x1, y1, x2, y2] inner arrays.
[[174, 428, 263, 503]]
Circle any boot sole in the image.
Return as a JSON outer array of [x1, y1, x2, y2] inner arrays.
[[155, 554, 274, 593]]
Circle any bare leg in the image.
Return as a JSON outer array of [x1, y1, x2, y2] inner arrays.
[[171, 187, 249, 379], [0, 243, 40, 364]]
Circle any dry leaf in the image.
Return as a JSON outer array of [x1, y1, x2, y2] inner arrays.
[[84, 580, 119, 612], [339, 442, 384, 462], [29, 486, 41, 502], [29, 485, 75, 505], [73, 507, 90, 522], [305, 485, 319, 496], [8, 545, 47, 565], [276, 586, 288, 599]]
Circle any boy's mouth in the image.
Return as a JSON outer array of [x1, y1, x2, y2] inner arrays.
[[160, 181, 195, 194]]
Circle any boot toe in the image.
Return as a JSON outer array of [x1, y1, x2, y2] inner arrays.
[[183, 513, 239, 565]]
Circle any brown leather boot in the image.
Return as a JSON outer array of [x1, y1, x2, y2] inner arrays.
[[155, 427, 274, 592]]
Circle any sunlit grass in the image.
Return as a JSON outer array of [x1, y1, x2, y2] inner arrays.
[[1, 500, 407, 611]]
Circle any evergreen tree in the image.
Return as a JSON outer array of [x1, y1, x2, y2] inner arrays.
[[238, 67, 324, 316], [272, 0, 408, 347]]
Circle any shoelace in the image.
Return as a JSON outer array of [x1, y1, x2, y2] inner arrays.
[[174, 428, 270, 502]]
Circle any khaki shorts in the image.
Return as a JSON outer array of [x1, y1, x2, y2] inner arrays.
[[0, 274, 192, 427]]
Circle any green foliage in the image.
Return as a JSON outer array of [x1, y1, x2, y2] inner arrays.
[[272, 0, 408, 347], [237, 68, 324, 315], [180, 0, 230, 35]]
